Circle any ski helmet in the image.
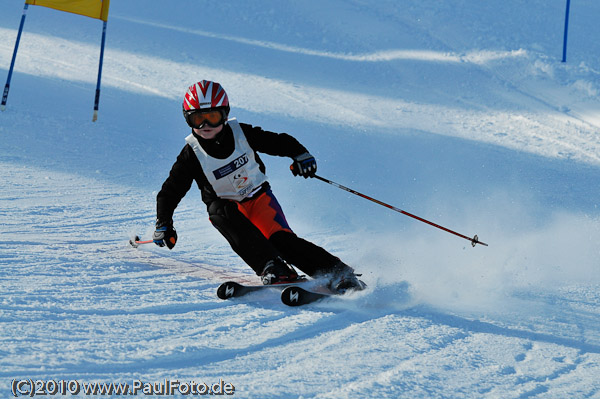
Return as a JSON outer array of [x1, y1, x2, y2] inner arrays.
[[182, 80, 230, 128]]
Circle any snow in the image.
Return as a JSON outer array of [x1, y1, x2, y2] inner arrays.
[[1, 0, 599, 397]]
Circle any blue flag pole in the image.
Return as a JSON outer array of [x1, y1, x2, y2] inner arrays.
[[2, 2, 29, 111], [92, 20, 108, 122], [562, 0, 571, 62]]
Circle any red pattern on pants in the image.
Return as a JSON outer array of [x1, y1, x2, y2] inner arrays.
[[236, 190, 293, 239]]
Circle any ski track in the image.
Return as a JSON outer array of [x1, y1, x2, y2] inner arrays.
[[1, 161, 599, 398]]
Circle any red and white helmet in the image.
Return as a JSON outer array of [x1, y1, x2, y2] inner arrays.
[[183, 80, 229, 111]]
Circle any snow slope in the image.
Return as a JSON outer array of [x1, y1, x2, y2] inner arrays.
[[1, 1, 599, 397]]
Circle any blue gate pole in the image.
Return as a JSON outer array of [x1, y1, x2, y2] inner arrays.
[[92, 20, 108, 122], [2, 2, 29, 111], [562, 0, 571, 62]]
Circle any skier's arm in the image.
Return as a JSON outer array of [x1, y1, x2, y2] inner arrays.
[[241, 123, 308, 158], [156, 145, 195, 223], [241, 123, 317, 178]]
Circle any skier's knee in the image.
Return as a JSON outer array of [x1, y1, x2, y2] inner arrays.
[[269, 230, 297, 245], [208, 199, 237, 218], [208, 200, 249, 233]]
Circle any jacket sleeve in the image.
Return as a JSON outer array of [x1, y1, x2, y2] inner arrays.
[[240, 123, 308, 158], [156, 145, 196, 223]]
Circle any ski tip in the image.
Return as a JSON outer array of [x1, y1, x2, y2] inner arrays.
[[217, 281, 244, 300], [281, 286, 330, 306], [281, 286, 304, 306]]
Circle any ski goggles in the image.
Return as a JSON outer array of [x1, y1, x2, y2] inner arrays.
[[185, 109, 226, 128]]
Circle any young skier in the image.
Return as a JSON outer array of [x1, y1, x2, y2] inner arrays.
[[152, 80, 364, 293]]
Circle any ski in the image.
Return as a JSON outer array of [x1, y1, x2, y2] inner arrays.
[[216, 280, 306, 300], [280, 285, 335, 306], [280, 278, 367, 306]]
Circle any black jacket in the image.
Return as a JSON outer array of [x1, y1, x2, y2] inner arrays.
[[156, 122, 308, 223]]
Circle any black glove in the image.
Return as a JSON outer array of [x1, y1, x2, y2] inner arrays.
[[153, 220, 177, 249], [290, 152, 317, 178]]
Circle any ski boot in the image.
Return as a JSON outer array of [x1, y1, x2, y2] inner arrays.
[[327, 261, 367, 294], [261, 257, 300, 285]]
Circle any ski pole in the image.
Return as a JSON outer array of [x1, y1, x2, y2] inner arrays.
[[313, 174, 488, 247], [129, 236, 153, 248]]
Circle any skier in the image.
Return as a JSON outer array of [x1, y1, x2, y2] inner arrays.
[[152, 80, 364, 293]]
